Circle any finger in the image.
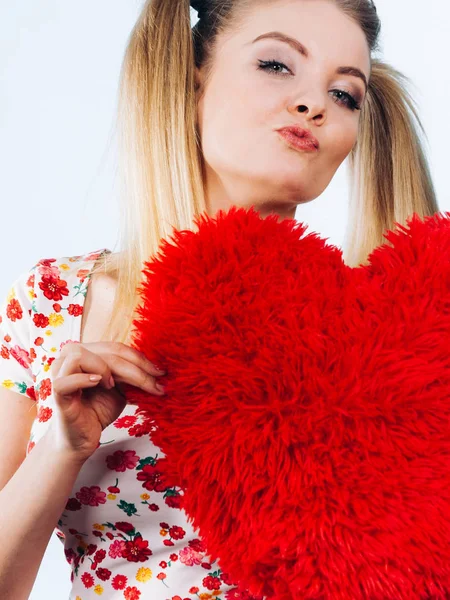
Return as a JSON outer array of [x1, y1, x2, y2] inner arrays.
[[106, 353, 165, 395], [50, 356, 64, 379], [52, 372, 103, 400], [57, 346, 114, 391], [51, 342, 82, 378], [88, 342, 166, 377]]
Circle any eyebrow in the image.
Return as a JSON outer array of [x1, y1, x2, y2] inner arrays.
[[249, 31, 368, 93]]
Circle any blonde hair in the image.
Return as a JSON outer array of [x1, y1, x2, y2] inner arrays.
[[92, 0, 439, 345]]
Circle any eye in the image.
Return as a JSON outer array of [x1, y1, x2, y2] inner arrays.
[[331, 89, 362, 112], [257, 59, 291, 77], [257, 59, 362, 112]]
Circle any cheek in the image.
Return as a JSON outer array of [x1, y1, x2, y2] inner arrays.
[[199, 102, 242, 167], [198, 75, 267, 162], [327, 120, 359, 163]]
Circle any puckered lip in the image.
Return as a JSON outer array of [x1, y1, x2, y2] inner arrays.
[[276, 126, 320, 150]]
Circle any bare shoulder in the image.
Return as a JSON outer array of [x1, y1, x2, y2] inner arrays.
[[80, 270, 117, 344]]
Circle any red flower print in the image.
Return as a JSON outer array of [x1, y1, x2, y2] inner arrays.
[[179, 546, 203, 567], [149, 503, 159, 511], [106, 449, 140, 472], [6, 297, 22, 321], [170, 553, 178, 561], [111, 573, 128, 590], [81, 572, 95, 588], [128, 421, 153, 437], [64, 548, 76, 563], [27, 440, 35, 453], [38, 274, 69, 302], [159, 561, 167, 568], [108, 539, 126, 558], [38, 378, 52, 401], [94, 549, 106, 563], [160, 522, 169, 529], [53, 303, 61, 312], [169, 525, 185, 540], [96, 567, 111, 581], [115, 521, 135, 534], [157, 573, 166, 580], [136, 463, 168, 492], [0, 344, 9, 359], [86, 544, 97, 556], [114, 415, 138, 428], [67, 303, 83, 317], [75, 485, 107, 507], [189, 538, 206, 553], [201, 562, 212, 569], [37, 405, 52, 423], [189, 588, 199, 594], [121, 535, 152, 563], [65, 497, 81, 511], [165, 493, 183, 509], [37, 258, 59, 276], [163, 539, 175, 547], [9, 344, 32, 369], [34, 336, 44, 346], [32, 313, 49, 328], [76, 268, 91, 283], [124, 586, 141, 600], [203, 575, 222, 590]]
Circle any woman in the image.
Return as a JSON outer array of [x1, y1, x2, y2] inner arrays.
[[0, 0, 439, 598]]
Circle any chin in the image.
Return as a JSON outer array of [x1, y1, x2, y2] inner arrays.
[[258, 206, 297, 221]]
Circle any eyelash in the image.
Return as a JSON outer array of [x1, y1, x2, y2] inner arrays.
[[257, 59, 362, 112]]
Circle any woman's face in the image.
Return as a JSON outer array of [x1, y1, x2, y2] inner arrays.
[[195, 0, 371, 220]]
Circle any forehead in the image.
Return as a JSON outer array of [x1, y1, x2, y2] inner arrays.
[[219, 0, 371, 74]]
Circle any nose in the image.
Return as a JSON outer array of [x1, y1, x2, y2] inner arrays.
[[290, 96, 327, 124]]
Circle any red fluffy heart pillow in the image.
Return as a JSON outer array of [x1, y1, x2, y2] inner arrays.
[[122, 205, 450, 600]]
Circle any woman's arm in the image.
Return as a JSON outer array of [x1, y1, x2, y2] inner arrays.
[[0, 425, 85, 600]]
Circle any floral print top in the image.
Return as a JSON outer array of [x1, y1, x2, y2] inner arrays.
[[0, 248, 256, 600]]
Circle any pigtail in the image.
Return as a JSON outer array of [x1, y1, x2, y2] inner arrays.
[[94, 0, 207, 344], [343, 59, 439, 267]]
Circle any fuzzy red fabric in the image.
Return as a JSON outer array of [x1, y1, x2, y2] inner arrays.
[[121, 205, 450, 600]]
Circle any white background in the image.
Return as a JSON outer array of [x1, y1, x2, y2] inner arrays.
[[0, 1, 448, 598]]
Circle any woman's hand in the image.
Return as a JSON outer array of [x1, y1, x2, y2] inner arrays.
[[47, 341, 166, 463]]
